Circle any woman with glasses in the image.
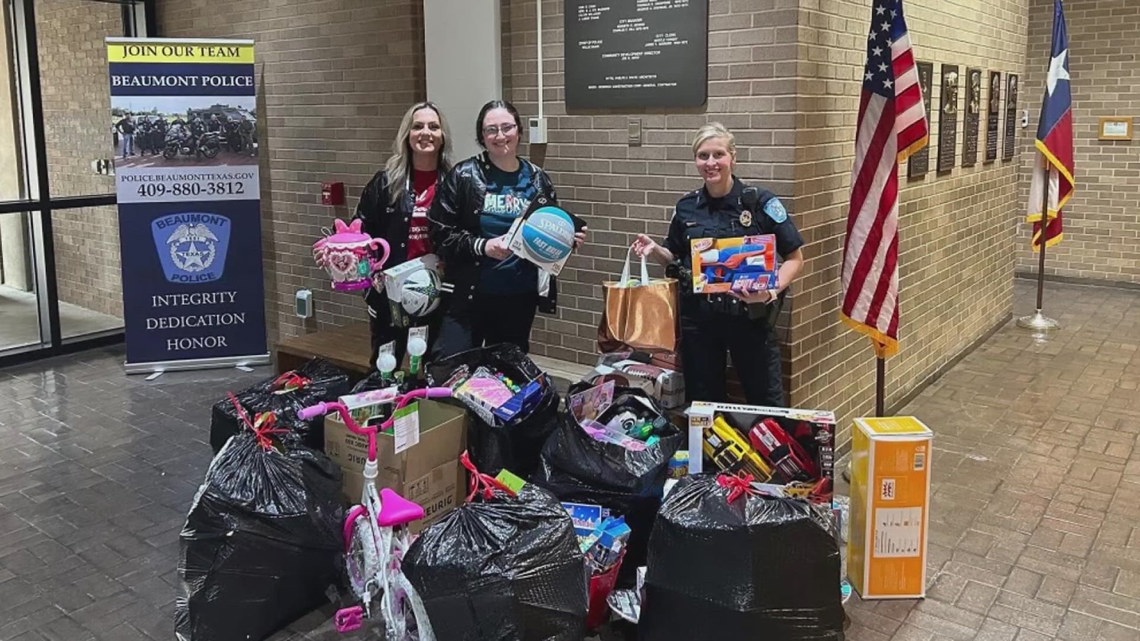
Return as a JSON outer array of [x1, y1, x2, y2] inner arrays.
[[429, 100, 587, 358], [354, 101, 453, 369]]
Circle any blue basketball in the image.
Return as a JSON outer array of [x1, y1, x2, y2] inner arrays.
[[520, 206, 575, 263]]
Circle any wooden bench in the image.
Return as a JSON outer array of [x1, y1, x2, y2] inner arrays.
[[274, 322, 373, 382]]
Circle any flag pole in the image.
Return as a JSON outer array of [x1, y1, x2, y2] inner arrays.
[[876, 357, 885, 416], [1017, 158, 1061, 333]]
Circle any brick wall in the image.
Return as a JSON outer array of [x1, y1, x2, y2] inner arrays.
[[1017, 0, 1140, 285], [792, 0, 1029, 435], [500, 0, 800, 365], [35, 0, 123, 317], [151, 0, 1031, 441], [499, 0, 1028, 436], [50, 206, 124, 321], [158, 0, 427, 343]]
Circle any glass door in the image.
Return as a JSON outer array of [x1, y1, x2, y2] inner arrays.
[[0, 0, 153, 364]]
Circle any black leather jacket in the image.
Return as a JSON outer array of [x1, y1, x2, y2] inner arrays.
[[353, 168, 446, 314], [428, 152, 559, 315]]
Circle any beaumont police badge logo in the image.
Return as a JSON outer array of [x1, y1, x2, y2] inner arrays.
[[764, 198, 788, 223], [151, 212, 232, 284]]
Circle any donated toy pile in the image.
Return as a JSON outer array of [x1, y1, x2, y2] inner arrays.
[[175, 218, 933, 641]]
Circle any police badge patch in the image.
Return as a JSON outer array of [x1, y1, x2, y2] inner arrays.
[[739, 210, 753, 227], [764, 198, 788, 223], [151, 212, 232, 284]]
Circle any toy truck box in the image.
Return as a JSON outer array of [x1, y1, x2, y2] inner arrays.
[[687, 401, 835, 503]]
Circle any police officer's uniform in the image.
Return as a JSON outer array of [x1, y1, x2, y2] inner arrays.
[[663, 176, 804, 407]]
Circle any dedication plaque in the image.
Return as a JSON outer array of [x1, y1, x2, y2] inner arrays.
[[564, 0, 709, 109], [986, 71, 1001, 163], [937, 65, 959, 173], [962, 68, 982, 167], [907, 61, 934, 179], [1003, 73, 1019, 161]]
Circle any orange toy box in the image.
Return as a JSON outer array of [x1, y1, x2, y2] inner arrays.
[[847, 416, 933, 600], [690, 234, 778, 294]]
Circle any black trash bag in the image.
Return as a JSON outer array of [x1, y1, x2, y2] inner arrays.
[[531, 385, 683, 584], [348, 368, 392, 394], [209, 358, 352, 454], [175, 416, 345, 641], [403, 465, 589, 641], [427, 344, 560, 477], [639, 474, 845, 641]]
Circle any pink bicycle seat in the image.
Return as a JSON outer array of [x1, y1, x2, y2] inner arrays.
[[334, 606, 365, 633], [377, 488, 425, 527]]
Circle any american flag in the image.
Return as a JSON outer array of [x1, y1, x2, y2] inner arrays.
[[1027, 0, 1074, 250], [840, 0, 928, 359]]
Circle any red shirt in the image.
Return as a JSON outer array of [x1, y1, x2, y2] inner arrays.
[[407, 170, 437, 260]]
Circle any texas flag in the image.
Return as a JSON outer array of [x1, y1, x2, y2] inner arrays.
[[1027, 0, 1075, 250]]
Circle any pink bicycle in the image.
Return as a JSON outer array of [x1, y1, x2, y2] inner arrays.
[[299, 387, 452, 640]]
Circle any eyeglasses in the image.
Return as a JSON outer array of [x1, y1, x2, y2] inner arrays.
[[482, 123, 517, 137]]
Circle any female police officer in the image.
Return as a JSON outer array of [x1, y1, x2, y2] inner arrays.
[[632, 123, 805, 407]]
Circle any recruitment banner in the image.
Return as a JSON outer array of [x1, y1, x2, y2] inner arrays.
[[106, 37, 268, 374]]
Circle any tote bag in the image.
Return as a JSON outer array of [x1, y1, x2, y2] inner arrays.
[[597, 248, 679, 354]]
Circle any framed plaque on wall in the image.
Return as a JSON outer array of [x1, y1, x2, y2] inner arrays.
[[1003, 73, 1019, 161], [962, 68, 982, 167], [908, 61, 934, 179], [985, 71, 1001, 163], [937, 64, 959, 173], [564, 0, 709, 109]]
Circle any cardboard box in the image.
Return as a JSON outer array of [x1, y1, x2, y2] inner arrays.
[[690, 234, 778, 294], [847, 416, 932, 600], [383, 254, 443, 329], [324, 399, 468, 533], [687, 402, 835, 503]]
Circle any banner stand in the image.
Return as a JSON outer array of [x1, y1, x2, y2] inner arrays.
[[124, 354, 270, 376], [107, 37, 269, 375]]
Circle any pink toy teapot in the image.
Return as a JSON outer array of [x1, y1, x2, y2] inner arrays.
[[312, 218, 391, 293]]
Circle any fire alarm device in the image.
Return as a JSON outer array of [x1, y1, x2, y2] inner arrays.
[[321, 181, 345, 206]]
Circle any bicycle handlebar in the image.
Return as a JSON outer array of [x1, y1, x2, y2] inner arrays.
[[297, 402, 329, 421], [297, 387, 454, 461]]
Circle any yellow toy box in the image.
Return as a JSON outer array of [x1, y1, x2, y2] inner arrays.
[[847, 416, 933, 600]]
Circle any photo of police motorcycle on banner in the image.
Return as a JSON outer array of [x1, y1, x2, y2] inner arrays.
[[111, 95, 258, 168], [107, 37, 268, 375]]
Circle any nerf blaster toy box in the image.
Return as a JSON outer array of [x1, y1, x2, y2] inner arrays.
[[690, 234, 777, 294], [687, 401, 835, 503]]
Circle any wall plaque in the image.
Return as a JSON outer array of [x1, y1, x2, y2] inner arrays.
[[1098, 117, 1134, 140], [937, 65, 959, 173], [907, 61, 934, 179], [1003, 73, 1019, 161], [962, 68, 981, 167], [564, 0, 709, 109], [985, 71, 1001, 163]]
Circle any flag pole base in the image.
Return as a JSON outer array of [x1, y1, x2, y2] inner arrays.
[[1016, 310, 1060, 331]]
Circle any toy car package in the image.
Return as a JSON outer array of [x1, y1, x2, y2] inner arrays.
[[687, 402, 836, 503]]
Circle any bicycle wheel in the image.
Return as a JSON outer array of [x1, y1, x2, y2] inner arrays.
[[345, 513, 380, 598]]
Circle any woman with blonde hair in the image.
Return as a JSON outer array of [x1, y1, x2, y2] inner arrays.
[[354, 101, 453, 368], [632, 122, 805, 406]]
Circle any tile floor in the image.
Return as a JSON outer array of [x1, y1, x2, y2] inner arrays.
[[0, 285, 124, 351], [0, 279, 1138, 641]]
